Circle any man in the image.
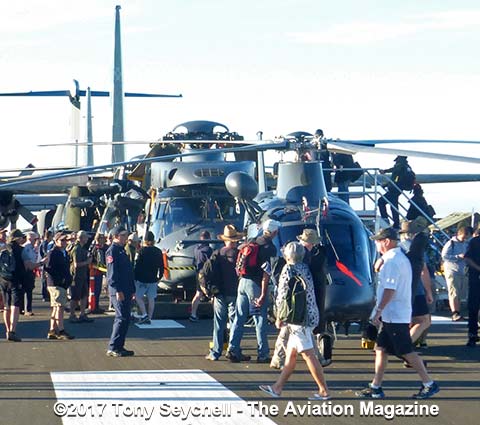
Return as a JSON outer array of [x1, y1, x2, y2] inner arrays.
[[90, 233, 108, 314], [39, 230, 53, 302], [332, 153, 356, 204], [106, 225, 136, 357], [205, 225, 243, 361], [134, 231, 164, 324], [125, 233, 140, 264], [465, 227, 480, 347], [356, 227, 439, 399], [189, 231, 213, 322], [1, 229, 25, 341], [69, 231, 93, 323], [44, 232, 74, 340], [227, 219, 280, 363], [378, 156, 414, 229], [398, 218, 434, 364], [441, 226, 473, 321], [314, 129, 332, 192], [21, 231, 41, 316]]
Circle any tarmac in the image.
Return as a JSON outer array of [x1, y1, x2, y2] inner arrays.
[[1, 288, 479, 425]]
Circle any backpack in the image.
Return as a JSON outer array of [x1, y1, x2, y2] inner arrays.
[[197, 251, 221, 298], [277, 271, 308, 325], [0, 248, 16, 284], [396, 166, 416, 191], [236, 241, 260, 277]]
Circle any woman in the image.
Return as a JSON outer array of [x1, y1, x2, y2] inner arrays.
[[259, 241, 330, 400]]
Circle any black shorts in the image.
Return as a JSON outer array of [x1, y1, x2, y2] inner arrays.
[[376, 322, 414, 356], [412, 294, 429, 317], [0, 283, 23, 308]]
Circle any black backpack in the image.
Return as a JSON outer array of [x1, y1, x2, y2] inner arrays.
[[0, 248, 16, 284], [277, 270, 308, 325], [396, 166, 416, 191], [197, 251, 222, 298]]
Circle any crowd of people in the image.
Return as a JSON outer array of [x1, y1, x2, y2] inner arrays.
[[1, 213, 479, 399]]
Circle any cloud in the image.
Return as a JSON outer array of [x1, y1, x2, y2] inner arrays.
[[288, 9, 480, 45]]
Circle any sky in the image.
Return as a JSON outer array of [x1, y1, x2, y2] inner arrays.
[[0, 0, 479, 217]]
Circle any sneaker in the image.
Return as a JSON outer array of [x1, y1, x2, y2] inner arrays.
[[412, 382, 440, 399], [47, 330, 58, 340], [78, 315, 94, 323], [106, 349, 135, 357], [119, 349, 135, 357], [25, 311, 34, 316], [138, 315, 151, 325], [205, 353, 219, 361], [452, 312, 466, 322], [320, 358, 333, 367], [69, 315, 80, 323], [356, 384, 385, 399], [226, 351, 251, 363], [7, 332, 22, 342], [257, 356, 271, 364], [189, 315, 199, 322], [57, 330, 75, 340]]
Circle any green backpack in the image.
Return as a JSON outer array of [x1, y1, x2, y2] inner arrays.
[[277, 271, 308, 326]]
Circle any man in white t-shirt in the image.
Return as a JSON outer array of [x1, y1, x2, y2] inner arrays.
[[356, 227, 439, 400]]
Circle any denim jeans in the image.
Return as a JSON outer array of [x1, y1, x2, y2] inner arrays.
[[108, 294, 132, 352], [337, 181, 350, 204], [228, 277, 270, 359], [210, 294, 236, 358]]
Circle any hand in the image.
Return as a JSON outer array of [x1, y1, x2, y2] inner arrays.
[[425, 292, 434, 304], [275, 319, 284, 329], [458, 253, 465, 259], [254, 295, 264, 307], [374, 258, 384, 273], [116, 291, 125, 302], [372, 309, 382, 327]]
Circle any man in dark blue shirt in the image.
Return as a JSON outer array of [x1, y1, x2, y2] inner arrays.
[[106, 226, 136, 357]]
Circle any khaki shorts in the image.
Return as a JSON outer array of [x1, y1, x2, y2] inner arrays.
[[445, 270, 467, 302], [287, 325, 314, 353], [48, 286, 68, 307]]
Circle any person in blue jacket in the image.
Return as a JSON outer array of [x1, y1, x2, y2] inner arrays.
[[106, 226, 136, 357]]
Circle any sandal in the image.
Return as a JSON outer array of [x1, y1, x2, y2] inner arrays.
[[308, 393, 331, 401], [259, 385, 280, 398]]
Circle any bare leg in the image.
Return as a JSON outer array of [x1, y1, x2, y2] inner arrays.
[[9, 306, 20, 332], [191, 291, 202, 317], [372, 348, 388, 387], [136, 296, 147, 317], [410, 314, 431, 343], [271, 347, 298, 395], [301, 348, 329, 396], [57, 307, 65, 331], [3, 307, 11, 333], [402, 352, 431, 383], [147, 297, 155, 320]]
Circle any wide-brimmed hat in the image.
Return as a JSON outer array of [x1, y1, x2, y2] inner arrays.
[[218, 224, 244, 242], [9, 229, 26, 241], [399, 216, 428, 234], [297, 228, 320, 244], [370, 227, 399, 241]]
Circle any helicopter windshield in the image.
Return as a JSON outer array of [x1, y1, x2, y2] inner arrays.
[[152, 196, 243, 238], [278, 222, 369, 271]]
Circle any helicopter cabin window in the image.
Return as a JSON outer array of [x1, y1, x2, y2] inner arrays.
[[322, 223, 360, 269]]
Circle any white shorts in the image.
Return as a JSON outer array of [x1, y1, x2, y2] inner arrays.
[[287, 325, 314, 353]]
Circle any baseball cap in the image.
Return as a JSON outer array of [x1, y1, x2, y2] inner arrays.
[[111, 225, 128, 236], [262, 219, 281, 233], [370, 227, 399, 241]]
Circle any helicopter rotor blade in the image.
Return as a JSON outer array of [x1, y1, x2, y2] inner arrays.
[[327, 141, 480, 164], [336, 138, 480, 146], [37, 139, 263, 147], [0, 141, 289, 190]]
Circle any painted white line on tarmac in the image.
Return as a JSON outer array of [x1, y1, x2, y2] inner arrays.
[[430, 315, 467, 325], [51, 369, 276, 425], [135, 319, 185, 329]]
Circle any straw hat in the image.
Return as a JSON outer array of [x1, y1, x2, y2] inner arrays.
[[218, 225, 244, 242], [297, 228, 320, 245]]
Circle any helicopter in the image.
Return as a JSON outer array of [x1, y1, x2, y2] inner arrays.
[[225, 131, 377, 335]]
